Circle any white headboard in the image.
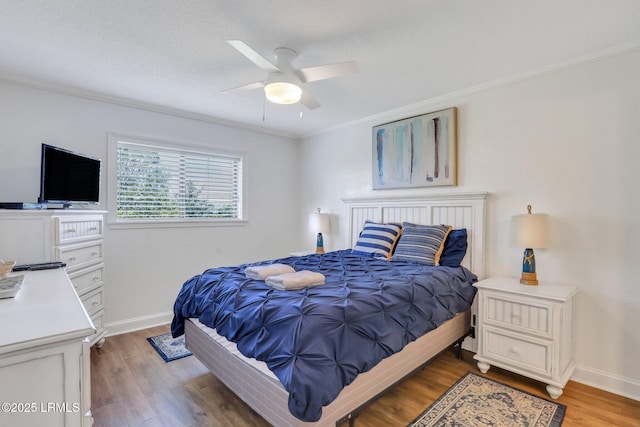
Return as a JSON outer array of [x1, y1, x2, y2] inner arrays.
[[342, 192, 487, 279]]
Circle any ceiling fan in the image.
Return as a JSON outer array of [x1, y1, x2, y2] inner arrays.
[[222, 40, 358, 110]]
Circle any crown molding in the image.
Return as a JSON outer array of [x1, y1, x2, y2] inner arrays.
[[0, 74, 296, 140], [304, 40, 640, 139]]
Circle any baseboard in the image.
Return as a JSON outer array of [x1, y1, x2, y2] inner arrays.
[[105, 311, 173, 336], [572, 364, 640, 402], [104, 312, 640, 403]]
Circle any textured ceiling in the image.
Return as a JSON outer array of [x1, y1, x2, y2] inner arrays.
[[1, 0, 640, 138]]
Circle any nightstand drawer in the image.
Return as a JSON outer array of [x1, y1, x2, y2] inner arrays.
[[483, 293, 553, 338], [483, 327, 551, 375]]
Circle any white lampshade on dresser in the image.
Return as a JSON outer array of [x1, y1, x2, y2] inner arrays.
[[512, 204, 549, 285], [309, 208, 330, 254]]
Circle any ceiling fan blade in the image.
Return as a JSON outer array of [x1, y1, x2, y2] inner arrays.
[[227, 40, 279, 72], [221, 81, 265, 93], [301, 88, 321, 110], [297, 61, 358, 83]]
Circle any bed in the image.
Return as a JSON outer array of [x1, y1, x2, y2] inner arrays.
[[172, 193, 487, 426]]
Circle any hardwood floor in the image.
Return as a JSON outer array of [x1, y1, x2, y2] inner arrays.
[[91, 324, 640, 426]]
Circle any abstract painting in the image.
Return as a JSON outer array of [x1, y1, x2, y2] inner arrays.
[[372, 107, 457, 189]]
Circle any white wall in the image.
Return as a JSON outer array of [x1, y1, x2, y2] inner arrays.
[[1, 47, 638, 400], [0, 81, 301, 332], [299, 49, 640, 399]]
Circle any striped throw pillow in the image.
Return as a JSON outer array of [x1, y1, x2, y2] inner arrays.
[[352, 221, 403, 259], [391, 223, 452, 265]]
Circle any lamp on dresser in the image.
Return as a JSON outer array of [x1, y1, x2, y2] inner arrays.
[[512, 204, 549, 285], [309, 208, 330, 254]]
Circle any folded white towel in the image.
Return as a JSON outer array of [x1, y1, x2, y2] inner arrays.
[[265, 270, 326, 290], [245, 263, 295, 280]]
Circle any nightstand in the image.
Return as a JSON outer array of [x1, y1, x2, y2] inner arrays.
[[473, 276, 577, 398]]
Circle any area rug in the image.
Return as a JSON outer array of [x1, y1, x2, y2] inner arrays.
[[147, 333, 193, 362], [408, 372, 566, 427]]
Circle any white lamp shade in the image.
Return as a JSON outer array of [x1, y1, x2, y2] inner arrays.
[[264, 82, 302, 104], [512, 212, 549, 249], [309, 212, 330, 233]]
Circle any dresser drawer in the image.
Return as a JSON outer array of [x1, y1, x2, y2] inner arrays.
[[55, 216, 103, 245], [483, 327, 551, 376], [81, 287, 104, 315], [90, 309, 104, 331], [483, 292, 553, 338], [57, 241, 103, 272], [68, 263, 104, 294]]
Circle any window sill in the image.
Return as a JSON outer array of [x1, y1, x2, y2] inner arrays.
[[107, 218, 248, 230]]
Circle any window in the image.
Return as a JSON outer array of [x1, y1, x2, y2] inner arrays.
[[108, 134, 246, 226]]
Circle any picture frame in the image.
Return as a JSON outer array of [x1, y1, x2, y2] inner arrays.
[[372, 107, 457, 189]]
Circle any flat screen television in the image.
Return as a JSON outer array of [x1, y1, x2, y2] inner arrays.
[[38, 144, 101, 207]]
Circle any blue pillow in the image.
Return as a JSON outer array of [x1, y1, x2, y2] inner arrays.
[[352, 221, 402, 260], [440, 228, 468, 267], [391, 223, 451, 266]]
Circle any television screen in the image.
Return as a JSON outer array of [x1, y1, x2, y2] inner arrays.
[[39, 144, 101, 205]]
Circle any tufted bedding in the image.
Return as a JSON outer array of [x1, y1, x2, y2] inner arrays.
[[171, 249, 477, 422]]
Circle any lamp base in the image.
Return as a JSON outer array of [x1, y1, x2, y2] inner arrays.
[[520, 272, 539, 286], [315, 232, 325, 254]]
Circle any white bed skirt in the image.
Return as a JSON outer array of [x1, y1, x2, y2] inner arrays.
[[185, 309, 471, 427]]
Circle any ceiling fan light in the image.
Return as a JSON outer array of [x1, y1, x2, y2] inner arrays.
[[264, 82, 302, 104]]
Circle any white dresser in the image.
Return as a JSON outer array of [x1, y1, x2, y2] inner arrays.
[[0, 209, 107, 347], [473, 276, 577, 398], [0, 268, 95, 427]]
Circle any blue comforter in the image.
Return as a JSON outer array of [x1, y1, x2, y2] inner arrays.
[[171, 250, 477, 422]]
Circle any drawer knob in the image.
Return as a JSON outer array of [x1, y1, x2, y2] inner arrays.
[[68, 256, 77, 262], [92, 276, 100, 282], [91, 252, 98, 256], [511, 313, 520, 319], [510, 347, 520, 355], [92, 301, 99, 307], [89, 227, 98, 231], [65, 229, 77, 233]]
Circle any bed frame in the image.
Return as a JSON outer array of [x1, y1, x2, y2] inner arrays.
[[185, 192, 487, 426]]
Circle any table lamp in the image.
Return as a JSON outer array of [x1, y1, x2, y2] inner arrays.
[[512, 204, 549, 285], [309, 208, 330, 254]]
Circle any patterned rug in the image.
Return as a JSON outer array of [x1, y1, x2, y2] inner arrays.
[[408, 372, 566, 427], [147, 333, 193, 362]]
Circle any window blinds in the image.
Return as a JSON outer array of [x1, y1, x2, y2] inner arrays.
[[115, 141, 242, 220]]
